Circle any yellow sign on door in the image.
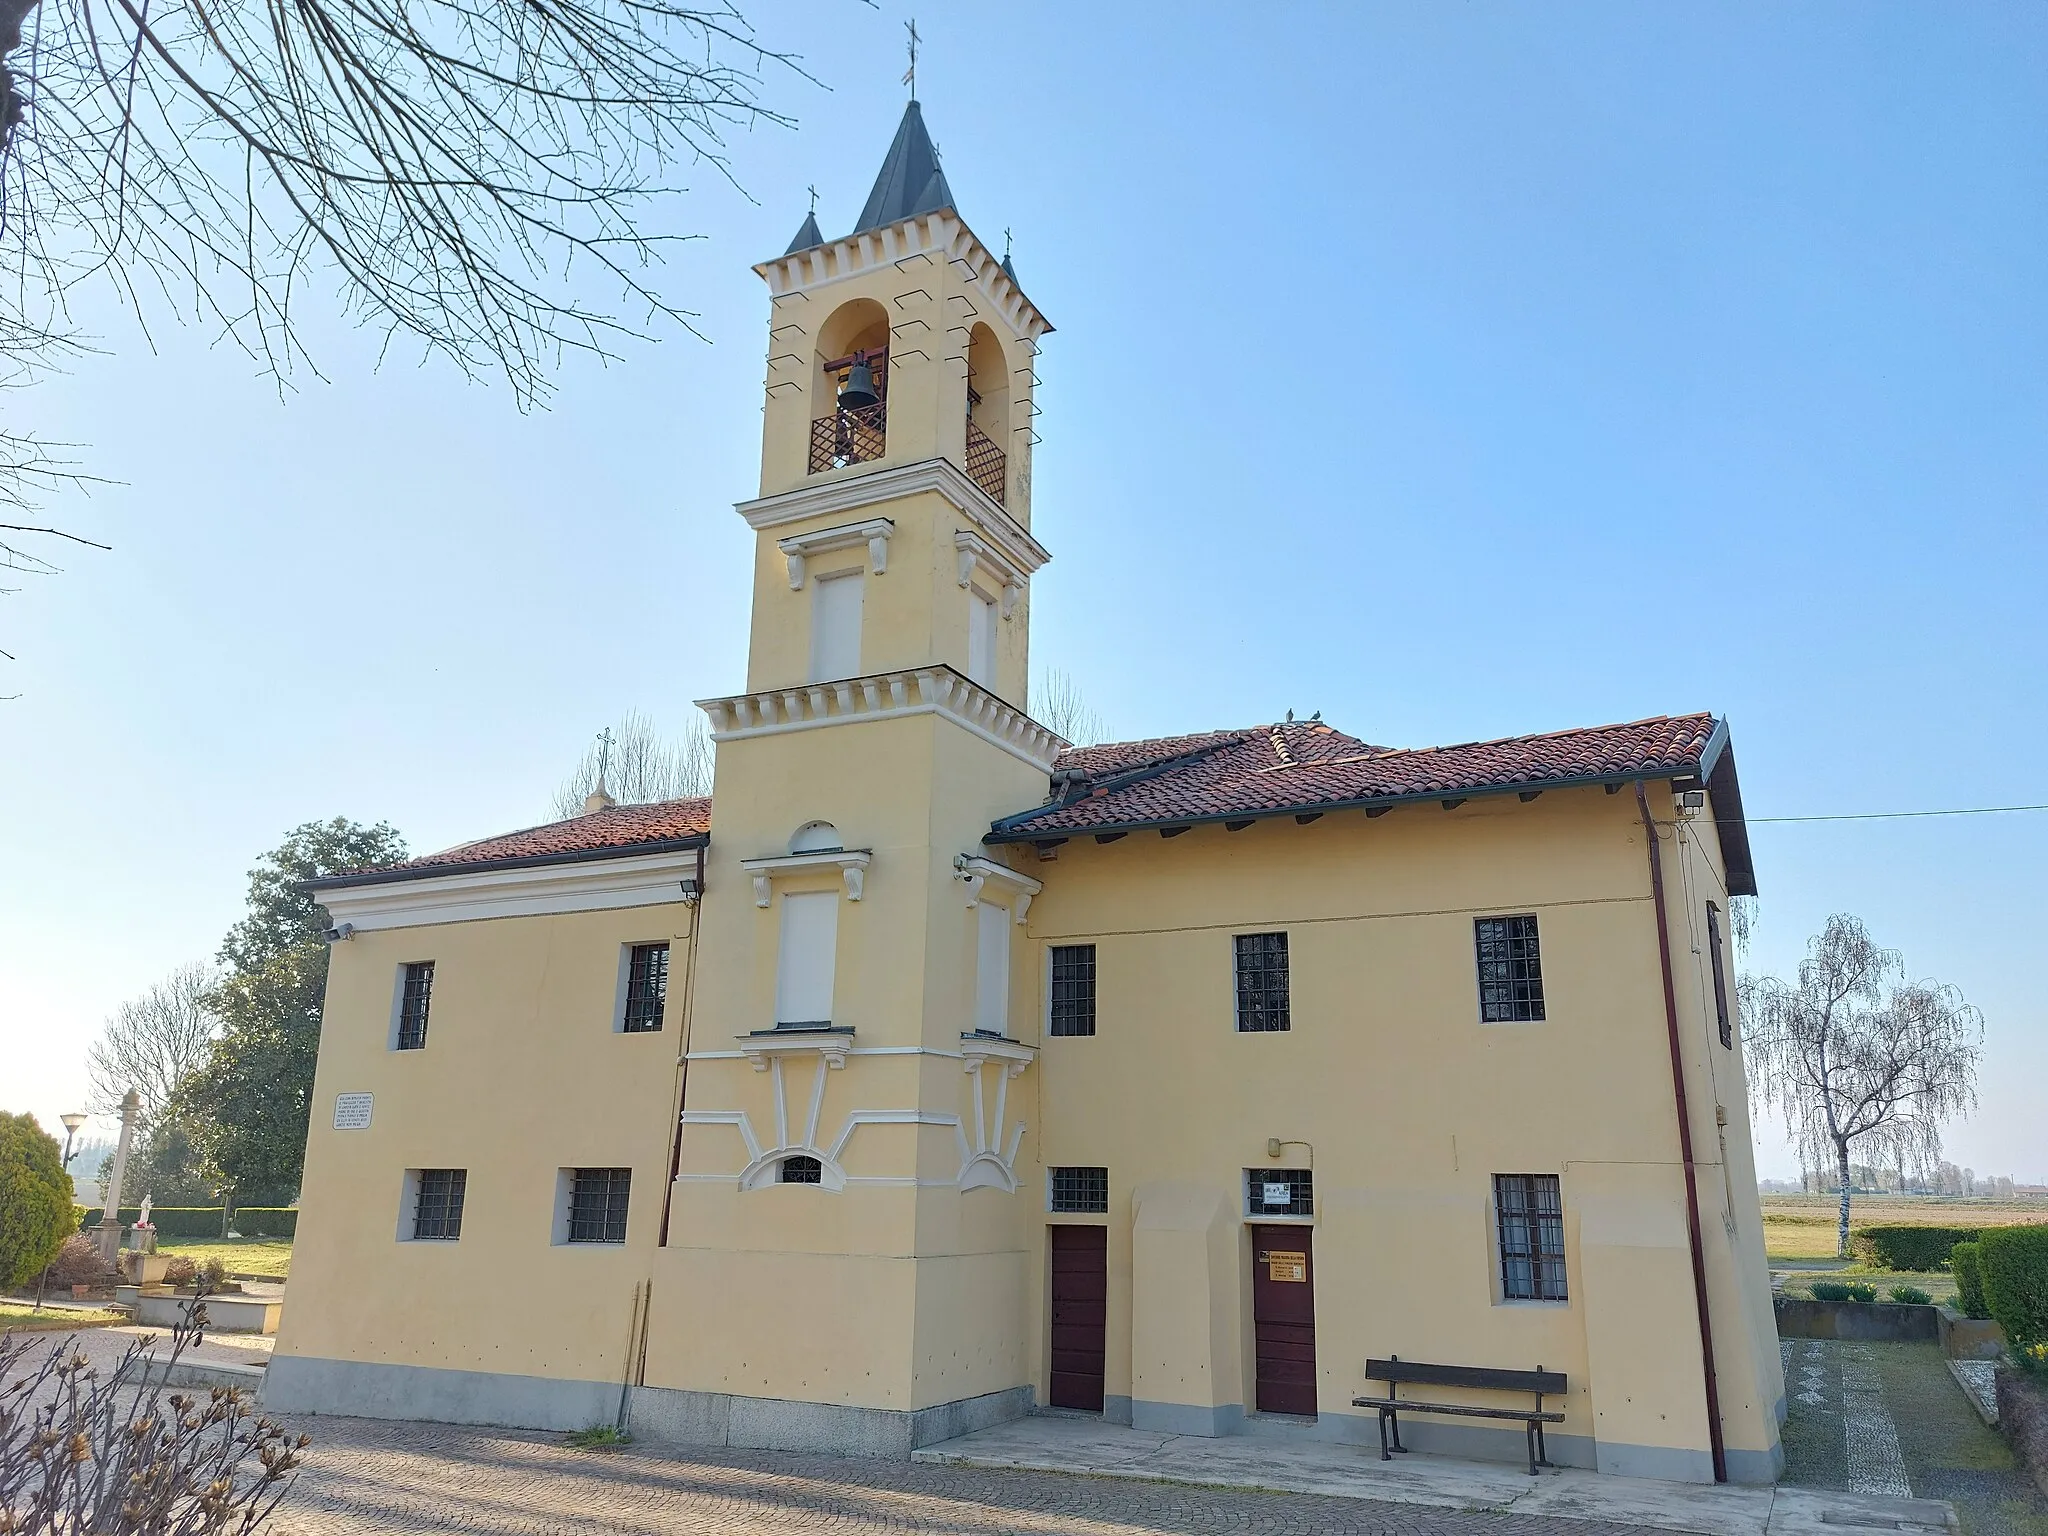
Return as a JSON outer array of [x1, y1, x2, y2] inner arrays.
[[1266, 1251, 1307, 1283]]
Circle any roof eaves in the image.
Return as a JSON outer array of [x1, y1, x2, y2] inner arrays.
[[984, 764, 1703, 846], [304, 832, 710, 893], [989, 736, 1250, 835]]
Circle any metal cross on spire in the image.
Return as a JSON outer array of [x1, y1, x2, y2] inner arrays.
[[807, 184, 818, 215], [902, 18, 920, 97], [595, 726, 616, 792]]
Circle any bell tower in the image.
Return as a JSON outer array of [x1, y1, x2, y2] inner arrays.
[[644, 102, 1064, 1451], [740, 99, 1053, 705]]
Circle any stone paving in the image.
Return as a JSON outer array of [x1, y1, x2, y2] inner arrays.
[[1778, 1339, 2048, 1536]]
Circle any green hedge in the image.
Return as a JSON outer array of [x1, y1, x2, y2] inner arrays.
[[73, 1206, 297, 1239], [1980, 1226, 2048, 1352], [1849, 1225, 1995, 1271], [1952, 1242, 1989, 1318]]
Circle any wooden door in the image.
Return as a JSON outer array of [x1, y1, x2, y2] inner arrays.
[[1049, 1225, 1107, 1411], [1251, 1225, 1317, 1416]]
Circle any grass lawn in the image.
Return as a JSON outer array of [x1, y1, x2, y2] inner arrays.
[[1776, 1265, 1959, 1302], [156, 1237, 293, 1279], [1, 1302, 127, 1332], [1762, 1197, 2048, 1264]]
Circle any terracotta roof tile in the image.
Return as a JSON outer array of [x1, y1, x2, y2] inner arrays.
[[316, 797, 713, 886], [992, 714, 1720, 840]]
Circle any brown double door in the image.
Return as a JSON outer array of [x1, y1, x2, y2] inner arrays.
[[1251, 1225, 1318, 1416], [1049, 1225, 1107, 1411]]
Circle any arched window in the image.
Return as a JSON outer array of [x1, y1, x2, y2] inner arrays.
[[963, 323, 1010, 505], [779, 1155, 823, 1185], [811, 299, 890, 473], [789, 821, 843, 854]]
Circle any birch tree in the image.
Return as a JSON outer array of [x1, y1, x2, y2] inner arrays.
[[1740, 914, 1982, 1257]]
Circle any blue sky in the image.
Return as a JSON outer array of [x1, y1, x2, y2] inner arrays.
[[3, 2, 2043, 1181]]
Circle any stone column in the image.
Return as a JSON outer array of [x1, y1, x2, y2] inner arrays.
[[94, 1089, 141, 1265]]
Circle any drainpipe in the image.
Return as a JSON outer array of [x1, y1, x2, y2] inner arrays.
[[657, 843, 706, 1247], [1635, 780, 1728, 1484]]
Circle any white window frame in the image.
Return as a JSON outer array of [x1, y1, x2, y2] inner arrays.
[[975, 897, 1011, 1036], [387, 960, 435, 1051], [775, 889, 840, 1027], [613, 941, 671, 1034], [966, 585, 998, 688], [808, 567, 866, 683]]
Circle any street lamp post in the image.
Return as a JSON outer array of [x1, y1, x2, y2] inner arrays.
[[33, 1112, 93, 1313]]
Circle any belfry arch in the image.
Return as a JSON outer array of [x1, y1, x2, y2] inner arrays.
[[811, 298, 890, 471], [963, 322, 1010, 504]]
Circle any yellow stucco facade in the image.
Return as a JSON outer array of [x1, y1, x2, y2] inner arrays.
[[271, 103, 1784, 1482]]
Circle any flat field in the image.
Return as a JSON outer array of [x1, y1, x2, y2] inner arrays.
[[155, 1237, 293, 1279], [1762, 1195, 2048, 1296]]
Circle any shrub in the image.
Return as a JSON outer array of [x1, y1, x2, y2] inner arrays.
[[230, 1207, 299, 1239], [0, 1298, 306, 1529], [1810, 1281, 1854, 1301], [1844, 1282, 1878, 1303], [163, 1254, 198, 1287], [0, 1113, 78, 1289], [198, 1256, 230, 1292], [1979, 1226, 2048, 1353], [1952, 1242, 1990, 1318], [1888, 1286, 1933, 1306], [1850, 1225, 1993, 1272], [44, 1234, 118, 1289]]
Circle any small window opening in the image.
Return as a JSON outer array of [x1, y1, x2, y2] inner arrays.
[[779, 1155, 823, 1185]]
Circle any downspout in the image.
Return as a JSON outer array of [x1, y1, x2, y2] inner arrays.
[[1636, 780, 1728, 1484], [658, 843, 706, 1247]]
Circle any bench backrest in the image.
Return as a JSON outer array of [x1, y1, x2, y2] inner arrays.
[[1365, 1358, 1566, 1397]]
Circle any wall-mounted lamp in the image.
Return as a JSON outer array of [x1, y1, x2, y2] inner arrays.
[[1266, 1137, 1312, 1160]]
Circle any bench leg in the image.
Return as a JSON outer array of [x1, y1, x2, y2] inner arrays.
[[1378, 1409, 1391, 1462], [1535, 1419, 1552, 1470], [1526, 1419, 1539, 1476], [1389, 1409, 1406, 1454]]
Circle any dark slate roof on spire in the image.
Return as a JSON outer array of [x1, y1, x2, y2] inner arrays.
[[853, 101, 954, 235], [784, 209, 823, 255]]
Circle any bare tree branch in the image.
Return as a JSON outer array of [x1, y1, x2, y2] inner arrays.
[[1033, 667, 1105, 747], [85, 959, 220, 1121], [551, 705, 709, 819]]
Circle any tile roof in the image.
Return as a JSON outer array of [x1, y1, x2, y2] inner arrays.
[[310, 797, 711, 887], [994, 714, 1725, 842]]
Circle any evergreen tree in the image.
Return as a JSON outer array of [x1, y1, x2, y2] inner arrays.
[[0, 1113, 77, 1288]]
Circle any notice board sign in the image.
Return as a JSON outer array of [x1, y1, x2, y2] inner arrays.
[[333, 1093, 374, 1130], [1265, 1250, 1307, 1283]]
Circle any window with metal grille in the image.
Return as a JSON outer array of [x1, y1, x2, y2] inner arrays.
[[396, 961, 435, 1049], [1705, 903, 1732, 1049], [1234, 932, 1290, 1032], [622, 942, 669, 1033], [779, 1155, 822, 1185], [411, 1169, 466, 1240], [1048, 1166, 1108, 1213], [1048, 945, 1097, 1037], [1475, 915, 1545, 1022], [1246, 1167, 1313, 1218], [1495, 1173, 1567, 1301], [567, 1168, 631, 1243]]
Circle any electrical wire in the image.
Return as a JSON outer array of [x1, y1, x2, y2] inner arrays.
[[1741, 803, 2048, 825]]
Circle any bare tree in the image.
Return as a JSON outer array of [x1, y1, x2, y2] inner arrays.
[[85, 960, 217, 1122], [1034, 667, 1106, 746], [1740, 914, 1982, 1257], [0, 0, 809, 409], [551, 708, 711, 819], [0, 320, 108, 672]]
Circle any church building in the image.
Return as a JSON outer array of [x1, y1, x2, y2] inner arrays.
[[268, 102, 1786, 1484]]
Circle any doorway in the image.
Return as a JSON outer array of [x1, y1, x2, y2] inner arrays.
[[1049, 1225, 1107, 1411], [1250, 1224, 1317, 1416]]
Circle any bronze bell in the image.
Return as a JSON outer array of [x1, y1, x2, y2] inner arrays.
[[838, 356, 880, 409]]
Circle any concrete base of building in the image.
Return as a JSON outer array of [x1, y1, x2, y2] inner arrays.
[[264, 1355, 620, 1432], [627, 1383, 1031, 1458], [262, 1354, 1032, 1459]]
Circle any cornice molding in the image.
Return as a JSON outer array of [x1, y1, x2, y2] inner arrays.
[[311, 849, 700, 931], [754, 209, 1053, 341], [739, 848, 872, 905], [778, 518, 893, 590], [736, 457, 1050, 579], [952, 855, 1042, 923], [698, 666, 1066, 773]]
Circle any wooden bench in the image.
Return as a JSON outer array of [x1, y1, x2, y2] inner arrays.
[[1352, 1356, 1566, 1476]]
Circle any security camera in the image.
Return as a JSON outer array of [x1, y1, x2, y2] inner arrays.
[[324, 922, 356, 942]]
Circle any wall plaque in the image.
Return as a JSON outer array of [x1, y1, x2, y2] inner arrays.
[[1265, 1250, 1307, 1283], [333, 1093, 374, 1130]]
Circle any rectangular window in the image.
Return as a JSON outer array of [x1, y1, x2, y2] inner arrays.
[[411, 1169, 466, 1240], [1246, 1167, 1313, 1218], [1048, 944, 1097, 1037], [567, 1168, 631, 1244], [622, 942, 669, 1033], [775, 891, 838, 1026], [1495, 1173, 1567, 1301], [1475, 915, 1545, 1022], [974, 899, 1010, 1036], [809, 570, 864, 682], [1049, 1166, 1108, 1214], [967, 589, 998, 687], [396, 961, 435, 1050], [1233, 931, 1290, 1032], [1705, 902, 1732, 1049]]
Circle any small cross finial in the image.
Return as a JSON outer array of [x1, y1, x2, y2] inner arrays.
[[1003, 227, 1013, 261], [902, 18, 920, 97], [595, 726, 616, 790], [807, 184, 818, 215]]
